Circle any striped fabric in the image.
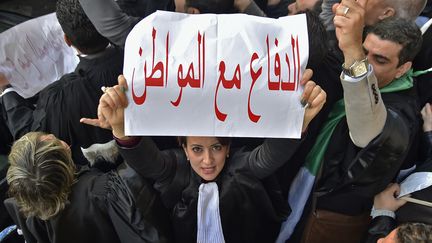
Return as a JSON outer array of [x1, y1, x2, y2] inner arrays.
[[197, 182, 225, 243]]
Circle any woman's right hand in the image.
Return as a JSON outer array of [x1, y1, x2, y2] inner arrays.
[[81, 75, 129, 139]]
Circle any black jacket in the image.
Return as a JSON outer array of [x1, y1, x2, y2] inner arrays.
[[316, 88, 420, 215], [4, 163, 172, 243], [1, 47, 123, 164], [119, 137, 303, 242]]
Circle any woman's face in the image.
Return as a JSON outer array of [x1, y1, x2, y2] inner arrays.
[[183, 136, 230, 181]]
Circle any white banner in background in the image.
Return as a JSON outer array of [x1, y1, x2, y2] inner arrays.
[[124, 11, 309, 138], [0, 13, 79, 98]]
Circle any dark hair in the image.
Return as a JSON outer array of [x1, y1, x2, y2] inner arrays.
[[185, 0, 236, 14], [367, 17, 422, 66], [397, 222, 432, 243], [56, 0, 109, 54], [177, 137, 232, 147]]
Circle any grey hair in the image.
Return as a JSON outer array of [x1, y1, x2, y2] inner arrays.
[[397, 223, 432, 243], [7, 132, 76, 220]]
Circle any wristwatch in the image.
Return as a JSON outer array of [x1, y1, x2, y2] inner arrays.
[[342, 57, 369, 78]]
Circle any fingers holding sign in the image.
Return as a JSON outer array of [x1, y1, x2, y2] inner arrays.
[[300, 69, 326, 133]]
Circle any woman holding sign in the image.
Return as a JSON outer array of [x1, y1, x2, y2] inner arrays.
[[84, 69, 326, 242]]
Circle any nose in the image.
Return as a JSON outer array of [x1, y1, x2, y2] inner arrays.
[[202, 150, 214, 165]]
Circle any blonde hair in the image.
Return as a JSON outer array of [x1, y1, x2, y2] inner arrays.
[[7, 132, 76, 220]]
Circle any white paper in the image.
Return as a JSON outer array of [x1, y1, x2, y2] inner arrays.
[[0, 13, 79, 98], [123, 11, 309, 138], [398, 172, 432, 198]]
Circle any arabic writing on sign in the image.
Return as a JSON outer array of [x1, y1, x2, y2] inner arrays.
[[130, 29, 302, 123], [0, 13, 78, 98], [124, 11, 309, 138]]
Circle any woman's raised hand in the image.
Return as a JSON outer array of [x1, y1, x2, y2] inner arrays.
[[80, 75, 129, 139]]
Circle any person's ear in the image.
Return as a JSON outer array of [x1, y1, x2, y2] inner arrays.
[[395, 61, 412, 79], [378, 7, 396, 21], [63, 34, 72, 47], [186, 7, 200, 14]]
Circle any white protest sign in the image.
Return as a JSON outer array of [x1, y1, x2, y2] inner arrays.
[[0, 13, 79, 98], [123, 11, 309, 138], [398, 172, 432, 198]]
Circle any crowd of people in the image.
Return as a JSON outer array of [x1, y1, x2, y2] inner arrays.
[[1, 0, 432, 242]]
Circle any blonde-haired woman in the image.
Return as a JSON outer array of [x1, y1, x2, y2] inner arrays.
[[5, 132, 172, 243]]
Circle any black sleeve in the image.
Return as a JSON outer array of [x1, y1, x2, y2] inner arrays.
[[247, 137, 303, 179], [3, 198, 38, 243], [363, 216, 396, 243], [118, 137, 177, 185], [1, 91, 35, 140], [421, 131, 432, 160], [105, 167, 172, 243]]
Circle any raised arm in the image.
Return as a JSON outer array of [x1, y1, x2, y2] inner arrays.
[[248, 69, 327, 179], [81, 75, 176, 181], [78, 0, 140, 47], [333, 0, 387, 148]]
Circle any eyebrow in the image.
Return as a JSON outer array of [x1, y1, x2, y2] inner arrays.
[[363, 46, 390, 62], [372, 53, 390, 62], [190, 143, 222, 147]]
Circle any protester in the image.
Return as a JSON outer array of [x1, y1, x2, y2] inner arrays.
[[4, 132, 172, 243], [365, 183, 432, 243], [319, 0, 426, 32], [294, 1, 423, 242], [78, 0, 266, 48], [80, 69, 326, 242], [375, 223, 432, 243], [0, 0, 124, 164]]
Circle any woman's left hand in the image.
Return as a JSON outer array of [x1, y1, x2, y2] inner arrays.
[[300, 69, 326, 132]]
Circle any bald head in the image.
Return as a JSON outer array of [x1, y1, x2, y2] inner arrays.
[[364, 0, 426, 26], [392, 0, 427, 21]]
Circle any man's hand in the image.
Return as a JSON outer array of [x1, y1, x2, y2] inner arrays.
[[374, 183, 407, 211], [333, 0, 368, 66], [300, 69, 327, 132]]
